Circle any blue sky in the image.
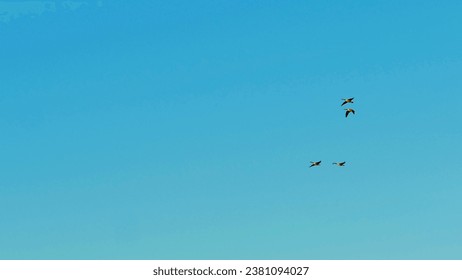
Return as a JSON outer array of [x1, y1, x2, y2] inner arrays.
[[1, 0, 462, 259]]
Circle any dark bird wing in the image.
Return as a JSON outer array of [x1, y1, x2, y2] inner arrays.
[[341, 101, 347, 106], [345, 110, 350, 117]]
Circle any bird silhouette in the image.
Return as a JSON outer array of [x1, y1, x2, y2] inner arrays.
[[341, 97, 354, 106], [309, 161, 322, 168], [332, 162, 346, 166], [344, 108, 355, 118]]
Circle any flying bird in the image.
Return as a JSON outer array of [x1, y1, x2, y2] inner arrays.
[[332, 162, 346, 166], [309, 161, 321, 168], [344, 108, 355, 118], [341, 97, 354, 106]]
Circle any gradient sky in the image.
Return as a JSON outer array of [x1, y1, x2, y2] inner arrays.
[[1, 0, 462, 259]]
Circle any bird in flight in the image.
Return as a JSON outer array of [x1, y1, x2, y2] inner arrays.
[[341, 97, 354, 106], [344, 108, 355, 118], [309, 161, 322, 168], [332, 162, 346, 166]]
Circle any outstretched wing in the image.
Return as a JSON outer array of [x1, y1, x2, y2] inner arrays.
[[345, 110, 350, 117]]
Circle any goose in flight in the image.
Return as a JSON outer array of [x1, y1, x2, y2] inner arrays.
[[345, 108, 355, 118], [332, 162, 346, 166], [341, 97, 354, 106], [309, 161, 321, 168]]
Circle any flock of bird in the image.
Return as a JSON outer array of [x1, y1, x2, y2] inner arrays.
[[309, 97, 356, 168]]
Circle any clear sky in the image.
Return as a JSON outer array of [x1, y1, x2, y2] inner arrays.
[[1, 0, 462, 259]]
